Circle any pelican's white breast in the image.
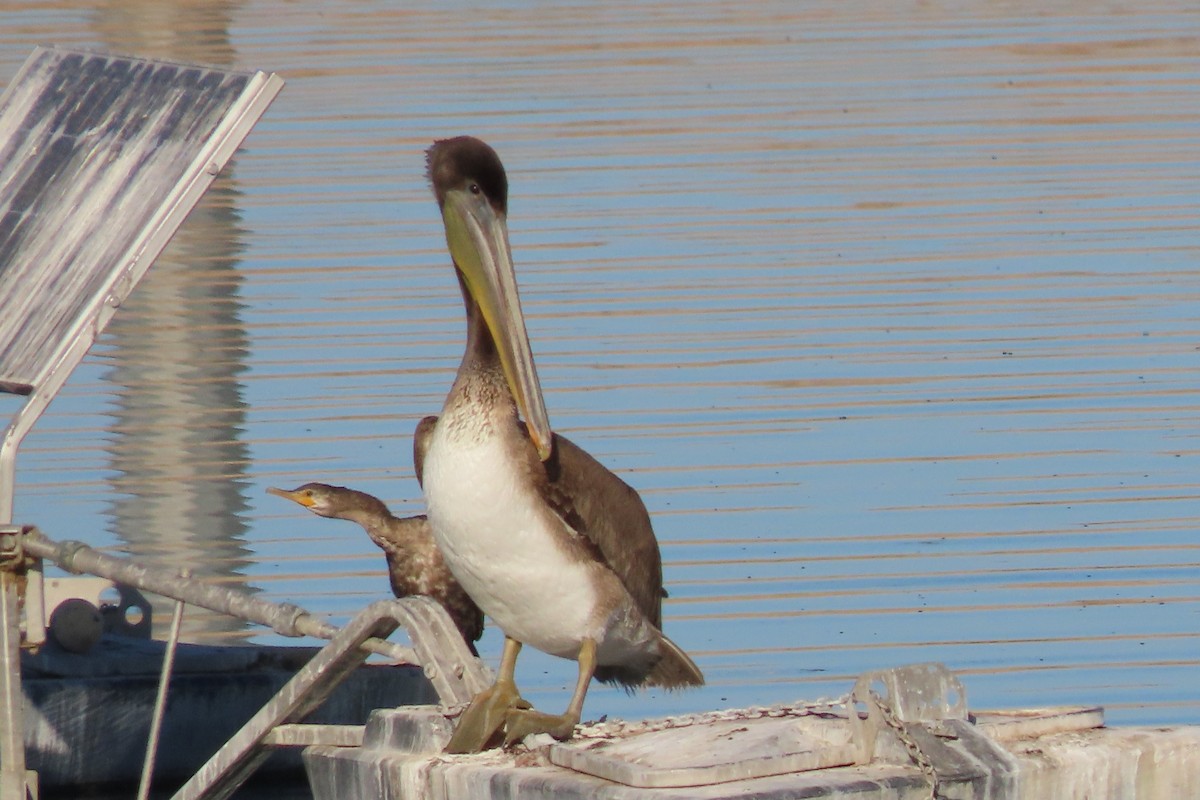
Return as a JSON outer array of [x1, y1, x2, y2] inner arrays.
[[422, 418, 599, 658]]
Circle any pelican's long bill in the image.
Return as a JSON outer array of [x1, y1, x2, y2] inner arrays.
[[440, 186, 553, 460]]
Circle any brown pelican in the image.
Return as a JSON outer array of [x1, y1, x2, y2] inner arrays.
[[420, 136, 703, 752], [267, 480, 484, 653]]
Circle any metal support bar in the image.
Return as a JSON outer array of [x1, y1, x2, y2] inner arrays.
[[0, 571, 30, 800], [19, 528, 417, 664], [389, 595, 491, 705], [169, 599, 436, 800], [0, 527, 32, 800], [138, 595, 186, 800]]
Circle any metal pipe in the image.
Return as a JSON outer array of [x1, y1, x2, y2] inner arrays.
[[0, 571, 29, 800], [138, 594, 186, 800], [2, 382, 64, 526], [20, 529, 416, 664], [0, 415, 25, 526]]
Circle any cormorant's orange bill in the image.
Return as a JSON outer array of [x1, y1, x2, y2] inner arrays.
[[266, 486, 316, 508]]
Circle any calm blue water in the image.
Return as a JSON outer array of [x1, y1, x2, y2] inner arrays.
[[3, 2, 1198, 763]]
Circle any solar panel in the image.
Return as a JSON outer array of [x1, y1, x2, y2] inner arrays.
[[0, 45, 283, 521]]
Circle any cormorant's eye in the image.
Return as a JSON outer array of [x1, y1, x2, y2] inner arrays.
[[469, 182, 481, 195]]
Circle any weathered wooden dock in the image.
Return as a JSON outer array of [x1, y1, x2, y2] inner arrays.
[[301, 663, 1200, 800]]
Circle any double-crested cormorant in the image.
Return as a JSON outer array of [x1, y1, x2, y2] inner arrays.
[[267, 481, 484, 653]]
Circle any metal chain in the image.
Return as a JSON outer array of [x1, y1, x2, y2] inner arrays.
[[521, 689, 943, 800], [573, 693, 853, 740], [869, 690, 941, 800]]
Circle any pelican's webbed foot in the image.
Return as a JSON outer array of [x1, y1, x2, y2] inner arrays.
[[445, 680, 531, 753], [503, 707, 580, 745]]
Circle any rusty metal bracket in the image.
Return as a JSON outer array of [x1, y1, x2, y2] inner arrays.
[[0, 526, 29, 572], [0, 524, 45, 649]]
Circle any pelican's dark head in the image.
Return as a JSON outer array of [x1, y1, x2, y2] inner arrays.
[[426, 136, 508, 215]]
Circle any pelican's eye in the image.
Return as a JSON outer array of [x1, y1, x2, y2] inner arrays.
[[469, 182, 481, 195]]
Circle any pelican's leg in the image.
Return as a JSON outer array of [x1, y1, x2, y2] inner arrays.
[[445, 637, 531, 753], [504, 637, 596, 745]]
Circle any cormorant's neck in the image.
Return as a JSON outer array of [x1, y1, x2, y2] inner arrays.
[[332, 492, 392, 533]]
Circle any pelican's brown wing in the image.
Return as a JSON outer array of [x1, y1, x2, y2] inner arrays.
[[413, 415, 438, 488], [535, 430, 665, 629]]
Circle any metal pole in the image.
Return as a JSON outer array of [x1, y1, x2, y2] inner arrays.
[[0, 570, 29, 800], [137, 594, 186, 800], [0, 417, 26, 526]]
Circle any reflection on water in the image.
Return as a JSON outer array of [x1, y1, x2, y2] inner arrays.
[[90, 0, 238, 67], [1, 1, 1198, 766], [95, 1, 256, 639], [103, 175, 258, 641]]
